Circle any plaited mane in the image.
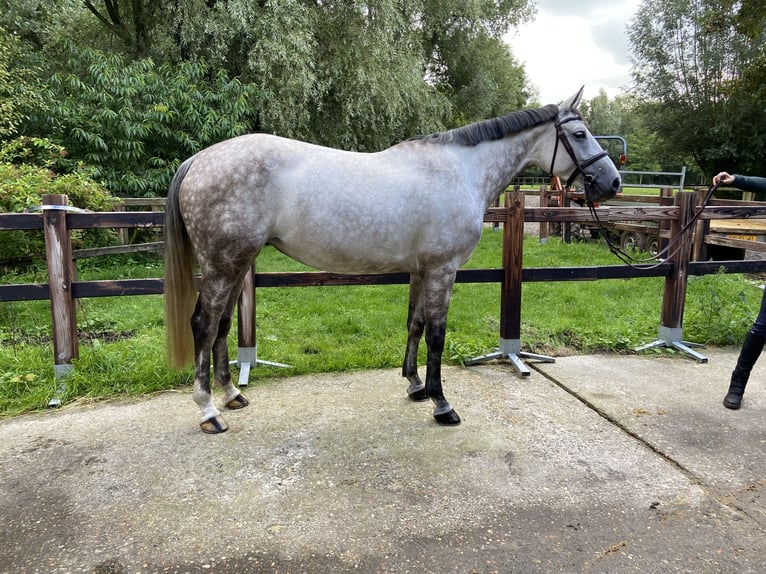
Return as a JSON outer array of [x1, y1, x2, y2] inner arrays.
[[410, 104, 559, 146]]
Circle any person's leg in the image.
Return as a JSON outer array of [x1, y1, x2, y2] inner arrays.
[[725, 290, 766, 409]]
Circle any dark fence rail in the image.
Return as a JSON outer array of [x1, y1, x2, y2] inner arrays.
[[4, 190, 766, 391]]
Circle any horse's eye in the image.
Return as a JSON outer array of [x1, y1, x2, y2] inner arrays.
[[574, 130, 586, 139]]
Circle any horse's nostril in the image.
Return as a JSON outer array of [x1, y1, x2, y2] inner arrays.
[[612, 178, 621, 191]]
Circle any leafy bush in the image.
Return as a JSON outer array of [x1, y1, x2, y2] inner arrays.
[[0, 158, 118, 263], [0, 136, 69, 171], [37, 47, 259, 197]]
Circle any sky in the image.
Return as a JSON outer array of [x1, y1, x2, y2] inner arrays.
[[504, 0, 642, 105]]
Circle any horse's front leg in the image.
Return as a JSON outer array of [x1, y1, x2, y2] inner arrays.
[[403, 274, 428, 402], [423, 269, 461, 426]]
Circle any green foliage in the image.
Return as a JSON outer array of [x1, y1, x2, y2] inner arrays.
[[237, 0, 321, 140], [5, 0, 536, 161], [627, 0, 766, 177], [39, 46, 258, 196], [620, 124, 663, 172], [0, 161, 115, 212], [419, 0, 534, 126], [581, 89, 623, 136], [165, 0, 534, 138], [684, 270, 759, 344], [307, 0, 449, 149], [0, 136, 68, 170], [0, 26, 44, 140], [0, 160, 118, 261], [435, 30, 528, 125], [165, 0, 455, 147], [0, 355, 59, 416]]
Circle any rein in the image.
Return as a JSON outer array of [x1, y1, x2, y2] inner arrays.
[[547, 112, 720, 269], [586, 181, 722, 269]]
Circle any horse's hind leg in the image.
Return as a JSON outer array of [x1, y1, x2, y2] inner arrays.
[[212, 273, 250, 411], [191, 273, 245, 434], [403, 274, 428, 401]]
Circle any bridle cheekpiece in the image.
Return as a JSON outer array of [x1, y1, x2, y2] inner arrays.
[[549, 113, 609, 200]]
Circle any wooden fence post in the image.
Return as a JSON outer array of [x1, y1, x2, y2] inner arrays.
[[500, 190, 524, 345], [539, 184, 549, 244], [660, 192, 696, 329], [42, 194, 78, 404], [466, 190, 554, 375], [693, 187, 710, 261], [234, 261, 290, 383], [635, 191, 707, 362], [235, 261, 257, 386]]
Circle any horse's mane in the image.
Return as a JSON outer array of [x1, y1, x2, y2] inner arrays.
[[410, 104, 559, 146]]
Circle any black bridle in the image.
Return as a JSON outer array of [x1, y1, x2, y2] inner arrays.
[[549, 113, 609, 195], [548, 112, 719, 268]]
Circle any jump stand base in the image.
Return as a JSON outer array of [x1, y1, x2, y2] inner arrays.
[[635, 326, 707, 363], [466, 338, 554, 377], [231, 346, 290, 387]]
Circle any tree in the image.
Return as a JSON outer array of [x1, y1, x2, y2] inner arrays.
[[2, 0, 537, 196], [160, 0, 535, 141], [581, 89, 623, 137], [81, 0, 153, 57], [0, 27, 44, 140], [433, 30, 529, 124], [306, 1, 449, 150], [627, 0, 766, 176], [418, 0, 534, 124], [5, 1, 535, 146]]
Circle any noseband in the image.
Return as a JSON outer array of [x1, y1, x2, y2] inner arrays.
[[548, 114, 609, 195]]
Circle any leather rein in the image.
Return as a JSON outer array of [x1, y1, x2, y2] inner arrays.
[[548, 112, 719, 268]]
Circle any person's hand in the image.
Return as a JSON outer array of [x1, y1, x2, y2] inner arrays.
[[714, 172, 734, 185]]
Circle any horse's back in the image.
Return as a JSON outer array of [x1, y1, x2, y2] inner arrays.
[[179, 133, 485, 274]]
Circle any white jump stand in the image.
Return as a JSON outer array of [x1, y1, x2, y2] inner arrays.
[[466, 337, 555, 377], [635, 326, 707, 363], [232, 346, 290, 387]]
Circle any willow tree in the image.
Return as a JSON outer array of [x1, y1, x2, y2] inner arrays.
[[25, 0, 534, 147], [3, 0, 536, 195]]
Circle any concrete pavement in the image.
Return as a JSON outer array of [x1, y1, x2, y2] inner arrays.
[[0, 347, 764, 573]]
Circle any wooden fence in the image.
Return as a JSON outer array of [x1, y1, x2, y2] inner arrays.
[[4, 191, 766, 397]]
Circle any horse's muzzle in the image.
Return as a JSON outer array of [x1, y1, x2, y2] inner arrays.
[[585, 174, 621, 203]]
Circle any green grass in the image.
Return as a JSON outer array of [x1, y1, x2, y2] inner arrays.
[[0, 232, 761, 418]]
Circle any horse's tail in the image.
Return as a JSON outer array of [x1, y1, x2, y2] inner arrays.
[[164, 157, 197, 370]]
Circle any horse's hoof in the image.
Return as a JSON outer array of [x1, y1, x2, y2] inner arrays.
[[434, 409, 461, 426], [225, 393, 249, 410], [408, 387, 429, 402], [200, 416, 229, 434]]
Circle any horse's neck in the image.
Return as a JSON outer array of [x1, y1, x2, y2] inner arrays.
[[464, 126, 552, 206]]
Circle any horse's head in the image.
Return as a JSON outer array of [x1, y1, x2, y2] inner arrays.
[[549, 87, 621, 203]]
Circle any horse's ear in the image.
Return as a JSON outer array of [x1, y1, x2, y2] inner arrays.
[[560, 86, 585, 112]]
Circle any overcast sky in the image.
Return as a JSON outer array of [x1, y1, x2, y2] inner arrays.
[[504, 0, 641, 104]]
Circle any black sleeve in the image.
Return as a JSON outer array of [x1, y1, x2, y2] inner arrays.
[[732, 175, 766, 194]]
